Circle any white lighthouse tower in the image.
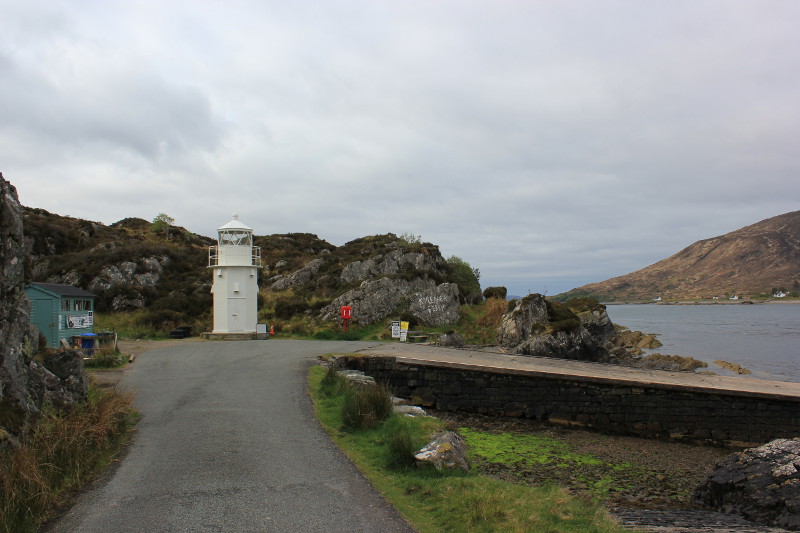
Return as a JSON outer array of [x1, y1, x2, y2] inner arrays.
[[208, 214, 262, 334]]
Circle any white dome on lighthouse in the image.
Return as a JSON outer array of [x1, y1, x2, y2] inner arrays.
[[218, 213, 252, 232]]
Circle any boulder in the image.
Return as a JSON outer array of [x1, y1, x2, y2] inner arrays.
[[393, 405, 427, 417], [439, 332, 465, 348], [414, 431, 469, 471], [336, 369, 376, 387], [695, 438, 800, 530], [319, 277, 460, 327]]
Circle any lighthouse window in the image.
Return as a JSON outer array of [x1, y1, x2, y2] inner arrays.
[[219, 230, 252, 246]]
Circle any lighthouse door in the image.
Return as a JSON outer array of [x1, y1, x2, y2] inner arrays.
[[228, 298, 244, 332]]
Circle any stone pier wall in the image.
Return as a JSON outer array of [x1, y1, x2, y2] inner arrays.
[[340, 355, 800, 445]]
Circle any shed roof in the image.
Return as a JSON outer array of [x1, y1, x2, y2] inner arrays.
[[27, 282, 96, 298]]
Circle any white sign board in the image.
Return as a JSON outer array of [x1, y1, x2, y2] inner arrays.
[[399, 321, 409, 342], [391, 321, 401, 339], [66, 313, 93, 329]]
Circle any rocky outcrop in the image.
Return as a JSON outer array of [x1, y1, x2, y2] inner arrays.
[[0, 174, 88, 444], [695, 438, 800, 530], [407, 283, 460, 327], [87, 256, 170, 310], [320, 277, 460, 327], [1, 174, 40, 441], [496, 294, 612, 362], [607, 329, 663, 357], [624, 352, 708, 372], [270, 258, 326, 290], [340, 249, 445, 284]]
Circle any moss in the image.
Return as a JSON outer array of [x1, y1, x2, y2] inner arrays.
[[543, 300, 582, 334], [460, 428, 638, 499]]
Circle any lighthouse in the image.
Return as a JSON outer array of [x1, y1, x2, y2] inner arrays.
[[208, 214, 262, 334]]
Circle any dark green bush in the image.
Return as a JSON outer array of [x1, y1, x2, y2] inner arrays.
[[384, 416, 420, 469], [483, 286, 507, 300], [274, 296, 307, 319], [342, 382, 393, 430], [446, 255, 482, 304], [398, 311, 418, 329], [137, 309, 181, 329]]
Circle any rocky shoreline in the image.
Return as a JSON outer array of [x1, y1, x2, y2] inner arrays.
[[433, 410, 798, 532]]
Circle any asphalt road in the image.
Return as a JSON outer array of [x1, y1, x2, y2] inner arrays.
[[45, 340, 415, 533]]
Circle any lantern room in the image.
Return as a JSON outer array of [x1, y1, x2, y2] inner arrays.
[[208, 214, 262, 334]]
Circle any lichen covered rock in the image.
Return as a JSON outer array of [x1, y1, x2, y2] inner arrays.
[[695, 438, 800, 530], [414, 431, 469, 471], [320, 277, 460, 327]]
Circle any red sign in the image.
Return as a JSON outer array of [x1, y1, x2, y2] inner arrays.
[[340, 306, 352, 320]]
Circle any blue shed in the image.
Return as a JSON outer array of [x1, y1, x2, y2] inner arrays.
[[25, 283, 97, 349]]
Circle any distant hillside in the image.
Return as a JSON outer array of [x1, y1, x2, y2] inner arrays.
[[22, 207, 480, 332], [558, 211, 800, 301]]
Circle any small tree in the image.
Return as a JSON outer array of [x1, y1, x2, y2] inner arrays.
[[151, 213, 175, 235], [446, 255, 482, 304]]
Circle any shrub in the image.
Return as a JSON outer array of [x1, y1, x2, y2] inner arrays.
[[137, 308, 181, 330], [274, 296, 307, 319], [478, 298, 508, 330], [342, 382, 393, 430], [0, 386, 134, 533], [384, 416, 420, 469], [320, 365, 347, 397], [482, 286, 507, 300], [446, 256, 482, 305]]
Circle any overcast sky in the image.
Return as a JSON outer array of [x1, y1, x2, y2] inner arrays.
[[2, 1, 798, 297]]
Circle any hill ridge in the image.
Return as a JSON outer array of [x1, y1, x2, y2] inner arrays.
[[560, 210, 800, 301]]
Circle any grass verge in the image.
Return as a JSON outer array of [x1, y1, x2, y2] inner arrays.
[[0, 385, 137, 533], [308, 365, 629, 533]]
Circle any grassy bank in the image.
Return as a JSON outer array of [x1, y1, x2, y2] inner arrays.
[[0, 385, 136, 533], [308, 365, 629, 533]]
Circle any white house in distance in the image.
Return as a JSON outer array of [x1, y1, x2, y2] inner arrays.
[[208, 214, 262, 334]]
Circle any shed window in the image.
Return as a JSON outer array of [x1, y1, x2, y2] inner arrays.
[[75, 300, 87, 311], [61, 299, 71, 311]]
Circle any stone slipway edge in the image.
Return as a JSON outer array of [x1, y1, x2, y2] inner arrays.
[[357, 344, 800, 402]]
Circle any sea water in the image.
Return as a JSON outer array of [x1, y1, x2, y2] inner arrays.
[[604, 303, 800, 383]]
